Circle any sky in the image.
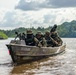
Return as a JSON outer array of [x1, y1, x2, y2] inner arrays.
[[0, 0, 76, 30]]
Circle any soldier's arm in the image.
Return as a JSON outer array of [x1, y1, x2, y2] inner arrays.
[[50, 37, 58, 45]]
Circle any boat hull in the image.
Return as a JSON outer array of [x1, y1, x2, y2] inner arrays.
[[6, 43, 66, 64]]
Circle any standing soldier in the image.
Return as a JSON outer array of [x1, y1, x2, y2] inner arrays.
[[50, 24, 63, 47]]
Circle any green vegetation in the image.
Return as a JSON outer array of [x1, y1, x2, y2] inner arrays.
[[57, 20, 76, 37], [0, 31, 8, 39], [1, 20, 76, 38]]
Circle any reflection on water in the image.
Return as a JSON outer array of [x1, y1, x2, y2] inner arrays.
[[0, 38, 76, 75]]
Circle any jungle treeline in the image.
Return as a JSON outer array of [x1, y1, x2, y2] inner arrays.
[[0, 20, 76, 38]]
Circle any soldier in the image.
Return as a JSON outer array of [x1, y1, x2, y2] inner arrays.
[[50, 24, 57, 32], [36, 31, 47, 47], [45, 31, 60, 47], [45, 31, 55, 47], [25, 30, 35, 46], [50, 24, 63, 47]]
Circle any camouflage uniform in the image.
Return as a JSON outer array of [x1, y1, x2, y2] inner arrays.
[[50, 25, 63, 47], [35, 31, 47, 47], [51, 32, 63, 46], [45, 31, 53, 47], [25, 30, 35, 46]]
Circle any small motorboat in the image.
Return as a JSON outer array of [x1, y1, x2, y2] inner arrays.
[[6, 39, 66, 64]]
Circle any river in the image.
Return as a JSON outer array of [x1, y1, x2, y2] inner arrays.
[[0, 38, 76, 75]]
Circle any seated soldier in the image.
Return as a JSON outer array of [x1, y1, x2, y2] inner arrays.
[[50, 24, 63, 47], [35, 31, 47, 47], [45, 31, 54, 47], [25, 30, 35, 46]]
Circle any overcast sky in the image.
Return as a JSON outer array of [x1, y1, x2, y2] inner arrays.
[[0, 0, 76, 30]]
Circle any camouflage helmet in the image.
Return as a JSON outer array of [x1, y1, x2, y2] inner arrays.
[[26, 30, 33, 34], [45, 31, 50, 36], [45, 31, 50, 34], [36, 31, 44, 37], [36, 31, 42, 35]]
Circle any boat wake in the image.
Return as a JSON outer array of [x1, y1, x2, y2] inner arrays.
[[0, 62, 13, 67]]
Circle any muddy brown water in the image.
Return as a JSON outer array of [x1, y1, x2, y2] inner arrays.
[[0, 38, 76, 75]]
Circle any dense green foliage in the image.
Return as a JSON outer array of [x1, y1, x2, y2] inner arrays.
[[0, 31, 8, 39], [57, 20, 76, 37], [1, 20, 76, 38]]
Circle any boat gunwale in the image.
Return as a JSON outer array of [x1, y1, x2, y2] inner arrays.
[[6, 43, 65, 49], [6, 43, 66, 57]]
